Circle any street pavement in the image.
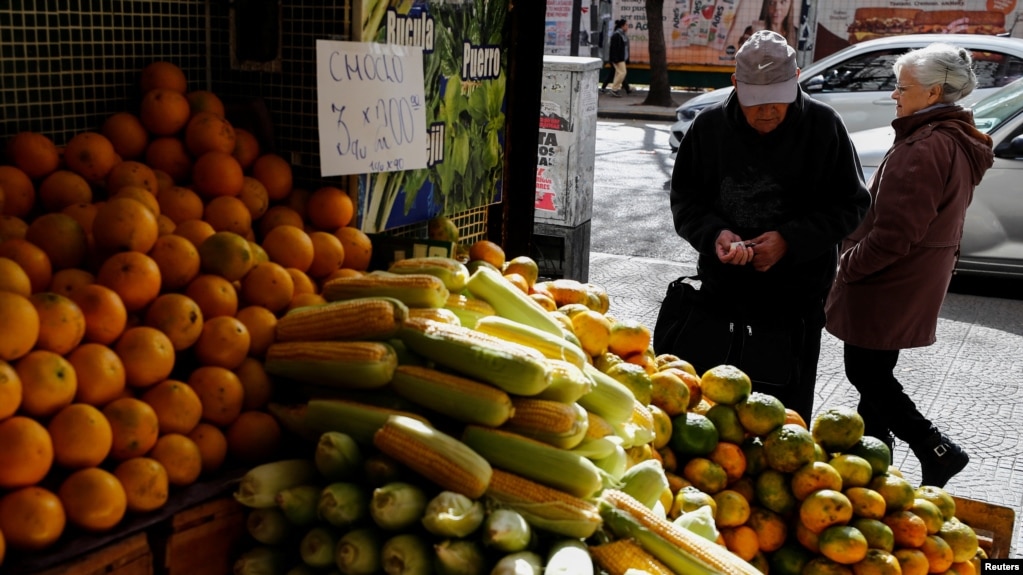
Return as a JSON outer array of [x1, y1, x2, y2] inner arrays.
[[588, 88, 1023, 558]]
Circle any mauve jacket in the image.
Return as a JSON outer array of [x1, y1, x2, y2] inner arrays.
[[825, 105, 994, 350]]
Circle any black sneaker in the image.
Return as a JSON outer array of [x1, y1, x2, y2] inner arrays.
[[913, 431, 969, 488], [609, 90, 622, 98]]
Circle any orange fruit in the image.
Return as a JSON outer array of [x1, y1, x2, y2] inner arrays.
[[0, 291, 40, 361], [193, 315, 250, 369], [239, 261, 294, 313], [258, 205, 304, 238], [148, 233, 201, 292], [235, 305, 277, 358], [249, 240, 268, 264], [720, 525, 759, 561], [747, 505, 788, 553], [25, 213, 88, 271], [285, 188, 311, 220], [882, 509, 927, 548], [38, 170, 93, 213], [0, 360, 21, 420], [15, 350, 77, 419], [713, 489, 751, 528], [140, 88, 191, 136], [570, 309, 612, 357], [106, 160, 158, 195], [102, 112, 149, 160], [158, 212, 177, 235], [0, 256, 33, 296], [114, 326, 176, 389], [69, 283, 128, 345], [61, 202, 100, 235], [232, 128, 260, 169], [845, 486, 888, 520], [184, 111, 236, 156], [707, 440, 747, 483], [681, 456, 728, 494], [153, 168, 174, 192], [857, 549, 905, 575], [185, 273, 239, 318], [0, 167, 35, 219], [148, 433, 203, 487], [818, 525, 868, 565], [157, 186, 205, 224], [608, 319, 653, 359], [307, 186, 354, 230], [29, 292, 86, 355], [145, 136, 193, 183], [286, 267, 317, 296], [6, 131, 60, 179], [187, 423, 228, 475], [92, 197, 160, 254], [800, 488, 854, 534], [868, 473, 915, 514], [58, 467, 127, 532], [736, 390, 790, 434], [792, 460, 846, 501], [287, 292, 326, 312], [48, 268, 95, 297], [198, 230, 255, 282], [251, 153, 292, 200], [103, 397, 160, 460], [850, 517, 895, 552], [225, 410, 282, 464], [914, 485, 957, 522], [186, 90, 225, 117], [63, 132, 119, 185], [0, 416, 54, 489], [203, 195, 252, 236], [468, 239, 505, 269], [262, 225, 314, 272], [67, 343, 126, 407], [0, 237, 53, 293], [939, 518, 979, 563], [307, 231, 346, 279], [235, 356, 274, 410], [113, 457, 169, 513], [174, 218, 216, 248], [96, 251, 162, 312], [237, 176, 270, 220], [0, 215, 29, 241], [192, 151, 244, 198], [144, 293, 204, 351], [141, 379, 203, 435], [0, 486, 66, 551], [893, 548, 930, 575], [47, 403, 113, 469], [188, 365, 245, 426], [140, 61, 187, 94]]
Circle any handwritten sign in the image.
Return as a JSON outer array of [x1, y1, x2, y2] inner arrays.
[[316, 40, 427, 177]]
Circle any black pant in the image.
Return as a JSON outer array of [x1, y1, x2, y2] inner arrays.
[[752, 306, 823, 424], [843, 343, 934, 445]]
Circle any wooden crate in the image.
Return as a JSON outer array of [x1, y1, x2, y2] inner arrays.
[[160, 497, 247, 575], [32, 533, 152, 575], [952, 495, 1017, 559]]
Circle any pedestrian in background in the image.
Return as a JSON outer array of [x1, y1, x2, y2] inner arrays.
[[825, 43, 993, 488], [606, 19, 630, 97], [669, 30, 869, 422]]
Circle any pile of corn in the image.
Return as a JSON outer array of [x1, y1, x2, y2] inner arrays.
[[230, 255, 762, 575]]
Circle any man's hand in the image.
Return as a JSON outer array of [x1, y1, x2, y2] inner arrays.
[[716, 230, 754, 266], [747, 231, 787, 271]]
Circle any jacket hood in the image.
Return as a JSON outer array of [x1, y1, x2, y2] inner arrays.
[[893, 106, 994, 185]]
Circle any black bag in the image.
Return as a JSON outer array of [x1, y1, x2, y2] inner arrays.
[[652, 276, 806, 390]]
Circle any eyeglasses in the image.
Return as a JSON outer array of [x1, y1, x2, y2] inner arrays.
[[893, 84, 918, 94]]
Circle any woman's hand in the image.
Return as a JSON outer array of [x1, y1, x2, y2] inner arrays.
[[716, 230, 755, 265]]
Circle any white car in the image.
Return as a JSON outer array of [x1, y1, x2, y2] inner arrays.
[[851, 77, 1023, 278], [668, 34, 1023, 152]]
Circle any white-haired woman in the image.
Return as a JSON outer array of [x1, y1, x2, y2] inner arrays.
[[826, 43, 994, 488]]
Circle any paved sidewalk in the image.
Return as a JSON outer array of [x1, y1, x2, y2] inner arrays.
[[595, 86, 697, 121]]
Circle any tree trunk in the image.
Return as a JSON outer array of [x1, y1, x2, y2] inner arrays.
[[642, 0, 675, 107]]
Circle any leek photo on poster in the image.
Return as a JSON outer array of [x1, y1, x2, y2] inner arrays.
[[357, 0, 508, 233]]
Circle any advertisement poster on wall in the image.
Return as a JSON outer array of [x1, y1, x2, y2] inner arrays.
[[544, 0, 595, 56], [352, 0, 508, 233]]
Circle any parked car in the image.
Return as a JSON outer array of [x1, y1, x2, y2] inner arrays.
[[668, 34, 1023, 152], [850, 77, 1023, 278]]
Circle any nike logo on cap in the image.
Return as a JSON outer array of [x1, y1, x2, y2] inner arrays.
[[758, 62, 774, 70]]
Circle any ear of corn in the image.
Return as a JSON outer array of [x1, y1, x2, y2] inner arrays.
[[303, 398, 431, 446], [619, 459, 671, 510], [234, 459, 319, 508], [503, 398, 589, 450], [275, 297, 408, 342], [588, 539, 673, 575], [373, 415, 492, 499], [585, 410, 616, 439], [264, 341, 397, 390], [534, 359, 593, 404], [387, 256, 470, 292], [473, 315, 588, 370], [322, 271, 450, 308], [407, 306, 461, 325], [578, 364, 638, 425], [570, 436, 623, 460], [599, 489, 762, 575], [443, 294, 497, 328], [485, 468, 603, 539], [544, 539, 595, 575], [612, 401, 657, 448], [397, 317, 551, 396], [461, 425, 605, 498], [390, 365, 514, 427], [465, 266, 565, 337]]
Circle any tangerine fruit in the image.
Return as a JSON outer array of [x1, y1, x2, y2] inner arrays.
[[102, 112, 149, 160], [0, 291, 40, 361], [69, 283, 128, 346], [0, 416, 54, 489], [47, 403, 113, 469], [335, 226, 373, 271], [148, 433, 203, 487], [67, 343, 126, 407], [62, 132, 119, 185], [103, 397, 160, 460], [96, 251, 162, 312], [58, 467, 127, 532], [38, 170, 93, 212], [0, 486, 66, 551], [113, 457, 169, 513], [800, 488, 854, 534], [763, 423, 817, 473], [15, 350, 77, 418]]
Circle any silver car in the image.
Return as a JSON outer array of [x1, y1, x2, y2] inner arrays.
[[668, 34, 1023, 152], [851, 77, 1023, 278]]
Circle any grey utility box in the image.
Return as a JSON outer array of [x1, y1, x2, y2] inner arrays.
[[534, 56, 601, 281]]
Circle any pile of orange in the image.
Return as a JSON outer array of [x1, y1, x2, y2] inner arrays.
[[0, 60, 376, 557]]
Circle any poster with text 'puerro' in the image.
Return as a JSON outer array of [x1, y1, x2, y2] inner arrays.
[[349, 0, 509, 233]]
